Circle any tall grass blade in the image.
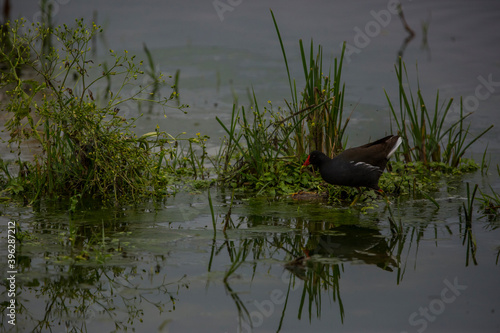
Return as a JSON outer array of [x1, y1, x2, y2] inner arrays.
[[208, 189, 217, 239], [270, 9, 298, 110]]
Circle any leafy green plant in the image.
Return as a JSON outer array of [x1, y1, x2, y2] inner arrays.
[[0, 18, 202, 204]]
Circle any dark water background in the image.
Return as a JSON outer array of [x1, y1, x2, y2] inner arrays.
[[2, 1, 500, 332]]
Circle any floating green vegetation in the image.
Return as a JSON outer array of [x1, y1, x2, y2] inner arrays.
[[0, 18, 209, 205]]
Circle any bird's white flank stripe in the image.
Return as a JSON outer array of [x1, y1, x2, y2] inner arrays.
[[387, 137, 403, 158], [353, 161, 380, 172]]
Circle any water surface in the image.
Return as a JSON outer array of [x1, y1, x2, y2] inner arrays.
[[2, 1, 500, 332]]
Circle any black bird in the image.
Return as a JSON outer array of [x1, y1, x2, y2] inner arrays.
[[303, 135, 402, 203]]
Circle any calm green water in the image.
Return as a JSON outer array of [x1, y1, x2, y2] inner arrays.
[[1, 182, 499, 332], [2, 0, 500, 332]]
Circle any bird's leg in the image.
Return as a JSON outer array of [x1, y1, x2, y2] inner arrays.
[[377, 189, 392, 205], [349, 187, 363, 206]]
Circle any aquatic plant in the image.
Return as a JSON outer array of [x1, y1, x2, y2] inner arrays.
[[462, 182, 478, 223], [478, 165, 500, 219], [459, 182, 478, 266], [213, 10, 491, 205], [385, 58, 493, 168], [272, 8, 348, 157], [0, 18, 204, 204], [214, 11, 349, 196]]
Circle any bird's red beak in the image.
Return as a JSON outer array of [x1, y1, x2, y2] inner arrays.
[[302, 155, 311, 167]]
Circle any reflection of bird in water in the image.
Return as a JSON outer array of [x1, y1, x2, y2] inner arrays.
[[284, 249, 312, 281], [285, 225, 398, 278]]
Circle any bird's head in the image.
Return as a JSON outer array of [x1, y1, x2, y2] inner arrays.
[[303, 150, 329, 168]]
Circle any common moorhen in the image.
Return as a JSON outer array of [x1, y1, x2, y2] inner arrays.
[[303, 135, 402, 200]]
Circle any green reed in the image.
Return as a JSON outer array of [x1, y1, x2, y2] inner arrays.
[[385, 58, 493, 168], [462, 182, 479, 223], [460, 182, 478, 265], [215, 11, 349, 194], [142, 42, 160, 113], [271, 9, 348, 157]]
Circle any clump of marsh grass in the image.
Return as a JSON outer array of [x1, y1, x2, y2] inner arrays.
[[385, 58, 493, 169], [272, 9, 348, 158], [214, 10, 350, 195]]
